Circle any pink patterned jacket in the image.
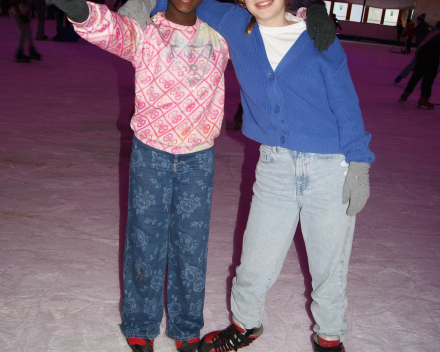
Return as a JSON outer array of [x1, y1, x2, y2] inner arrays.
[[73, 3, 229, 154]]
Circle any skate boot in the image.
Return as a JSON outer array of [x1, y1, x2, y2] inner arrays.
[[126, 338, 154, 352], [176, 337, 200, 352], [198, 316, 263, 352], [15, 49, 30, 63], [418, 96, 434, 110], [398, 92, 410, 102], [313, 334, 345, 352], [29, 46, 42, 60], [394, 75, 403, 84]]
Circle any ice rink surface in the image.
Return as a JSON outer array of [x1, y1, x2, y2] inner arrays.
[[0, 13, 439, 352]]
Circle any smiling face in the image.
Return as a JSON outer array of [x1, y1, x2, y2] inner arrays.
[[242, 0, 288, 27], [165, 0, 203, 26]]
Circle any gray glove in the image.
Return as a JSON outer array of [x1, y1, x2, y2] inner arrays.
[[342, 162, 370, 216], [306, 2, 336, 52], [118, 0, 156, 31], [46, 0, 89, 23]]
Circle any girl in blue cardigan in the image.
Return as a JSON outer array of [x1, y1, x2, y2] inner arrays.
[[120, 0, 374, 351]]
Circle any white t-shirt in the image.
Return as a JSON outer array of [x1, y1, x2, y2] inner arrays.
[[259, 13, 306, 71]]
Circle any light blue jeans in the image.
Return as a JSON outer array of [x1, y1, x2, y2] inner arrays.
[[231, 145, 355, 341]]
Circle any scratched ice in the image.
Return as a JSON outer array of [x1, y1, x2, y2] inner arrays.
[[0, 14, 439, 352]]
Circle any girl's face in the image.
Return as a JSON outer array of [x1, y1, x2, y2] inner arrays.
[[243, 0, 288, 27], [165, 0, 203, 26]]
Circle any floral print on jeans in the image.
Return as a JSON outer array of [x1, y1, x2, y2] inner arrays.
[[121, 136, 214, 341]]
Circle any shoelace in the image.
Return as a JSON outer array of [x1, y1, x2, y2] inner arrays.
[[212, 325, 255, 352]]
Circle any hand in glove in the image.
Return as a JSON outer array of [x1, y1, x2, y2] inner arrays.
[[342, 162, 370, 216], [46, 0, 89, 23], [118, 0, 156, 31], [306, 2, 336, 52]]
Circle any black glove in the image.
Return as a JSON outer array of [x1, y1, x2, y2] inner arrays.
[[306, 3, 336, 52], [46, 0, 89, 23]]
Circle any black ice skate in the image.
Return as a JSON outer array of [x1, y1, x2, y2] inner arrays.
[[314, 334, 345, 352], [198, 317, 263, 352], [29, 46, 42, 60], [417, 96, 434, 110], [126, 338, 154, 352], [15, 49, 30, 63], [176, 337, 200, 352]]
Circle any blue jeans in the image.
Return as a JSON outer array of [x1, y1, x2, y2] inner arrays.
[[121, 137, 214, 341], [231, 145, 355, 341]]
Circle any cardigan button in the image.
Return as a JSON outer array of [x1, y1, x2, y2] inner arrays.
[[274, 106, 280, 113], [269, 73, 275, 81], [280, 136, 285, 144]]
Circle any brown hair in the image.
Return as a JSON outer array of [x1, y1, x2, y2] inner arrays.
[[236, 0, 292, 35]]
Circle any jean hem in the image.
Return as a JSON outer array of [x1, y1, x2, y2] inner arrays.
[[166, 332, 200, 341], [123, 331, 160, 340], [313, 326, 346, 342]]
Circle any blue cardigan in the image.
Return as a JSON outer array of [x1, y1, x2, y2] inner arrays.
[[152, 0, 375, 163]]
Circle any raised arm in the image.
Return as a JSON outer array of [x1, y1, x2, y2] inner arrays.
[[194, 0, 236, 33], [306, 2, 336, 52], [47, 0, 145, 63], [118, 0, 157, 30], [46, 0, 89, 23]]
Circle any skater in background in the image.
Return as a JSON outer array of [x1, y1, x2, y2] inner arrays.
[[403, 17, 415, 54], [399, 21, 440, 109], [1, 0, 10, 15], [9, 0, 42, 62], [53, 6, 71, 39], [413, 13, 430, 45], [395, 18, 436, 84], [129, 0, 372, 351], [396, 19, 403, 43], [34, 0, 48, 40]]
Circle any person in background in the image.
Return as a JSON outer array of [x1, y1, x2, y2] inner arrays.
[[394, 15, 436, 84], [396, 19, 403, 43], [10, 0, 42, 62], [399, 21, 440, 109], [1, 0, 10, 16], [403, 17, 415, 54], [34, 0, 48, 40], [413, 13, 430, 45]]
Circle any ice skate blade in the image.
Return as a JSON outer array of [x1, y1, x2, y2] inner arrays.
[[417, 105, 434, 110]]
